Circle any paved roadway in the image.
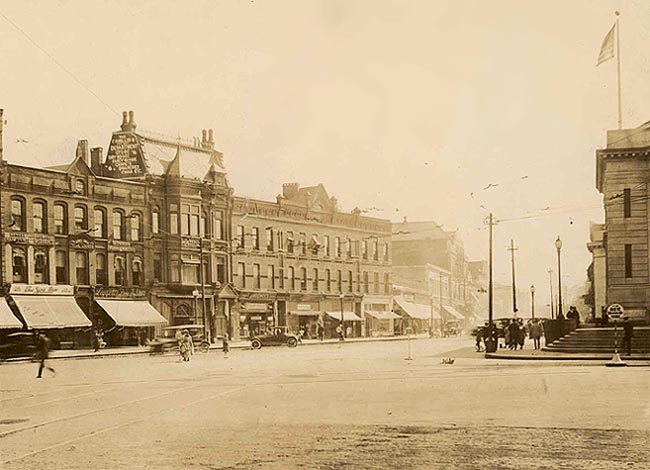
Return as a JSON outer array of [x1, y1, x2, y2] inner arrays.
[[0, 337, 648, 469]]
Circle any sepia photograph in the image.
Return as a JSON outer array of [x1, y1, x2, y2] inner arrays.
[[0, 1, 649, 468]]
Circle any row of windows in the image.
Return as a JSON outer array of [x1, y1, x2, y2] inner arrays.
[[235, 263, 391, 295], [10, 197, 144, 241], [11, 247, 143, 286], [235, 226, 389, 261], [167, 204, 224, 239]]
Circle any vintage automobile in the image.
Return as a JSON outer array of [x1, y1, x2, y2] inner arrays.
[[443, 320, 462, 337], [250, 327, 299, 349], [0, 331, 37, 361], [149, 325, 211, 354]]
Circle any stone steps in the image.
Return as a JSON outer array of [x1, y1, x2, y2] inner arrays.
[[544, 326, 650, 354]]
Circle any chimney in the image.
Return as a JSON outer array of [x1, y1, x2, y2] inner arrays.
[[0, 109, 4, 162], [120, 111, 129, 131], [90, 147, 103, 174], [282, 182, 300, 199], [201, 129, 207, 148], [128, 110, 136, 131], [76, 139, 89, 164], [207, 129, 214, 149]]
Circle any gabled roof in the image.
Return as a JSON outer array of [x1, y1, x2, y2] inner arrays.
[[46, 153, 95, 176], [391, 220, 448, 242]]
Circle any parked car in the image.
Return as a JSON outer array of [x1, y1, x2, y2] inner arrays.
[[250, 327, 299, 349], [149, 325, 210, 354], [0, 331, 37, 361], [443, 320, 461, 337]]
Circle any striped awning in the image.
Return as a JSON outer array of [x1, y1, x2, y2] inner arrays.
[[0, 299, 22, 329], [394, 297, 441, 320], [365, 310, 400, 321], [12, 296, 91, 329], [325, 311, 362, 322]]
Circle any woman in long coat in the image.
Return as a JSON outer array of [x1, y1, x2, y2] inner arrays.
[[180, 330, 194, 362]]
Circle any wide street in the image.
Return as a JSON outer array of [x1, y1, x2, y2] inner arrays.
[[1, 337, 649, 469]]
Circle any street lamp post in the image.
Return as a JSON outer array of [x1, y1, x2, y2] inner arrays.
[[192, 289, 200, 325], [530, 284, 535, 320], [339, 293, 345, 338], [555, 237, 563, 318]]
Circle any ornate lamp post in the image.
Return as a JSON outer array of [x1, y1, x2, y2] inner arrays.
[[530, 284, 535, 320], [555, 237, 563, 318]]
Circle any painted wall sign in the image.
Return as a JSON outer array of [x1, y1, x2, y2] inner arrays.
[[104, 133, 145, 177], [108, 240, 136, 252], [4, 232, 55, 246]]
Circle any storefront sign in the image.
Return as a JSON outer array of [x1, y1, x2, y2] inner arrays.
[[104, 133, 144, 177], [4, 232, 55, 246], [94, 287, 148, 299], [108, 240, 136, 252], [296, 304, 313, 311], [70, 237, 95, 250], [250, 315, 262, 321], [243, 303, 270, 312], [10, 284, 74, 296], [181, 237, 200, 248]]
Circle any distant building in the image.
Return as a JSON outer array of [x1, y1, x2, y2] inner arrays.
[[391, 219, 469, 325], [595, 121, 650, 321], [231, 183, 393, 340]]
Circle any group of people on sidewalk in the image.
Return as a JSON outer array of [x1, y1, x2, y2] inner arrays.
[[475, 318, 545, 352]]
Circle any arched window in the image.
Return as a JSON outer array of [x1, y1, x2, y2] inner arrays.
[[76, 251, 89, 285], [130, 213, 141, 241], [54, 203, 67, 235], [74, 205, 87, 232], [132, 257, 142, 286], [94, 208, 106, 238], [114, 256, 125, 286], [113, 211, 124, 240], [151, 208, 160, 234], [55, 250, 67, 284], [34, 249, 48, 284], [96, 253, 107, 285], [10, 197, 25, 231], [12, 247, 26, 283], [33, 200, 47, 233]]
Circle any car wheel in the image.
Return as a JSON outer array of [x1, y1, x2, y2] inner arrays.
[[161, 343, 174, 353], [251, 339, 262, 350], [199, 342, 210, 353], [287, 337, 298, 348]]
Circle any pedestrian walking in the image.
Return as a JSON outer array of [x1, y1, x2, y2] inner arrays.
[[317, 323, 324, 342], [175, 328, 184, 362], [507, 319, 519, 350], [336, 323, 344, 341], [35, 333, 55, 378], [222, 332, 230, 359], [92, 329, 101, 352], [622, 316, 633, 356], [180, 329, 194, 362], [517, 319, 525, 349], [475, 326, 484, 352], [529, 319, 542, 350]]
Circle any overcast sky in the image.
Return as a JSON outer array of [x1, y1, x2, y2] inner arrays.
[[2, 0, 649, 306]]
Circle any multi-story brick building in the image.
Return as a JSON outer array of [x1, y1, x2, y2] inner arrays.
[[230, 183, 393, 340], [594, 121, 650, 322], [0, 110, 233, 346]]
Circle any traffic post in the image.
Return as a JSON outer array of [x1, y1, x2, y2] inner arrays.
[[605, 303, 627, 367]]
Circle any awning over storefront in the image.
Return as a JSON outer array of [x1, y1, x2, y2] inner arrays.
[[11, 296, 92, 329], [0, 299, 22, 329], [394, 297, 441, 320], [442, 305, 464, 320], [325, 311, 362, 322], [365, 310, 400, 321], [290, 311, 321, 316], [95, 300, 168, 327]]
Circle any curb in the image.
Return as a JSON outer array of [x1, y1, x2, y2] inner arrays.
[[485, 352, 650, 361]]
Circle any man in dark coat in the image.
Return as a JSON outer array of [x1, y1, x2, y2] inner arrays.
[[508, 319, 520, 350], [36, 333, 56, 378], [622, 316, 633, 356]]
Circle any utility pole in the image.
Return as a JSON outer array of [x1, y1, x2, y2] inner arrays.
[[548, 268, 554, 319], [508, 239, 518, 316], [484, 213, 497, 352]]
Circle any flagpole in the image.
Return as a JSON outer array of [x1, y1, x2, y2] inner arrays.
[[615, 11, 622, 129]]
